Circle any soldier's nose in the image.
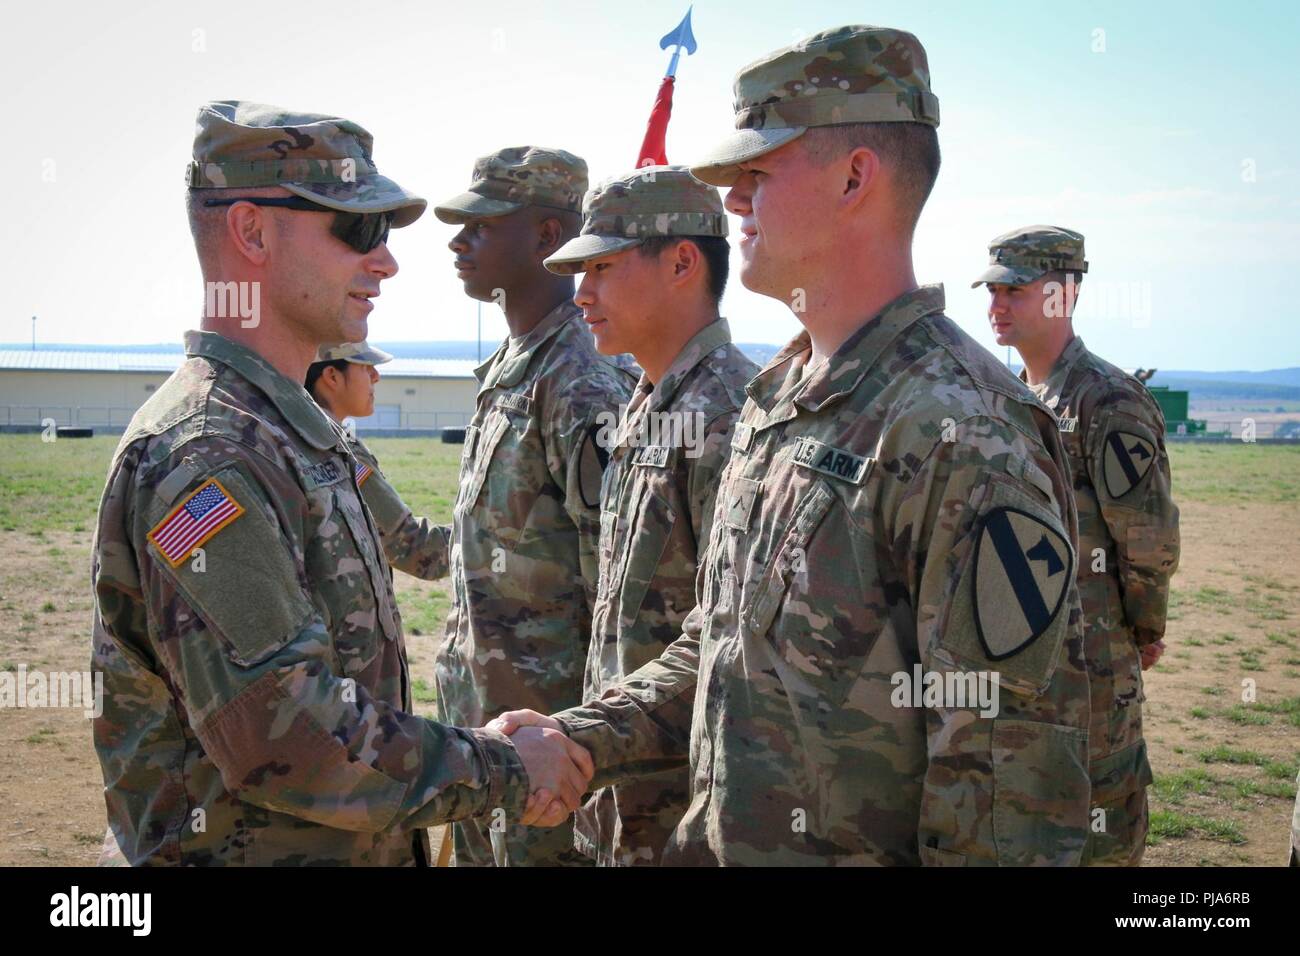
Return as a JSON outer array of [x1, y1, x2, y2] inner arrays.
[[724, 184, 752, 216]]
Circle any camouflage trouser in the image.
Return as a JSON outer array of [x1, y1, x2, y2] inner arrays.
[[451, 816, 593, 868], [1081, 740, 1153, 866], [574, 773, 689, 866]]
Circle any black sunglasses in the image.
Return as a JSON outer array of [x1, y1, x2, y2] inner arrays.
[[203, 196, 392, 253]]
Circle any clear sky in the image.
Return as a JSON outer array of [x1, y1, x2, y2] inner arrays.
[[2, 0, 1296, 369]]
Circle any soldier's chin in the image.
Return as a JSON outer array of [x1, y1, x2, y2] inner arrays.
[[337, 316, 368, 345], [737, 257, 778, 299], [461, 276, 498, 303], [589, 321, 620, 355]]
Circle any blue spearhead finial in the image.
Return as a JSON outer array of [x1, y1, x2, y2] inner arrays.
[[659, 6, 697, 78]]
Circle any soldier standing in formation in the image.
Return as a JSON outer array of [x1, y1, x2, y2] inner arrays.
[[431, 147, 637, 866], [542, 166, 757, 863], [974, 225, 1180, 865]]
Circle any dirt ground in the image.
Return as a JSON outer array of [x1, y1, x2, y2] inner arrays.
[[1, 443, 1296, 866]]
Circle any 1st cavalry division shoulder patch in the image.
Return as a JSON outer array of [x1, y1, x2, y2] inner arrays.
[[147, 478, 245, 567], [1102, 430, 1155, 499], [973, 506, 1072, 660]]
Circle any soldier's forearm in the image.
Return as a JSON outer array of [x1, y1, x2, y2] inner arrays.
[[383, 518, 451, 580], [555, 637, 700, 788]]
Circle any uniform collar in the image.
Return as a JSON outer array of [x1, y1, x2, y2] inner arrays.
[[184, 330, 341, 450], [476, 299, 582, 392], [641, 317, 733, 415], [1020, 335, 1088, 407], [745, 284, 947, 418]]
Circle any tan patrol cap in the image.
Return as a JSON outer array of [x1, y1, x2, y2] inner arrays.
[[972, 225, 1089, 288], [434, 146, 588, 224], [188, 100, 426, 228], [690, 25, 939, 187], [315, 341, 394, 365], [544, 166, 726, 275]]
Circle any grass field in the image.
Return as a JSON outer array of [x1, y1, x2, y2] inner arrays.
[[0, 433, 1297, 865]]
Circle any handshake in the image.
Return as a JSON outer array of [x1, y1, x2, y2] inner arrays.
[[484, 710, 595, 827]]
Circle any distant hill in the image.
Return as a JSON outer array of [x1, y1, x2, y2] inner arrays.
[[1147, 377, 1300, 403], [1151, 368, 1300, 387]]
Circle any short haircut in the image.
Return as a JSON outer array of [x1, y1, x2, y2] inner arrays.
[[799, 122, 941, 231], [305, 358, 351, 397], [534, 206, 583, 243], [636, 234, 730, 303], [186, 185, 294, 267]]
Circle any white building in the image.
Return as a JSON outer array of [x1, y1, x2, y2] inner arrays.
[[0, 348, 479, 432]]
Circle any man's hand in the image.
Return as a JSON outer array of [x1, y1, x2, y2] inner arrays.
[[487, 709, 563, 735], [1140, 639, 1166, 670], [488, 710, 587, 827], [504, 723, 593, 827]]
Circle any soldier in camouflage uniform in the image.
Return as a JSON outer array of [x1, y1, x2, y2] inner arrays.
[[975, 225, 1180, 866], [90, 102, 592, 866], [542, 167, 758, 864], [495, 26, 1094, 865], [432, 147, 637, 866], [307, 341, 450, 579]]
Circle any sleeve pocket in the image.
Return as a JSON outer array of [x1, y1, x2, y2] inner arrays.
[[991, 718, 1089, 866], [153, 466, 316, 668]]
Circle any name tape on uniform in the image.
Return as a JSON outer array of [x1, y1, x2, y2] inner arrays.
[[304, 459, 346, 489], [495, 393, 533, 416], [791, 438, 873, 485], [633, 445, 672, 468]]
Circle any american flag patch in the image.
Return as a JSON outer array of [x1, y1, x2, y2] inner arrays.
[[355, 461, 374, 486], [147, 478, 245, 567]]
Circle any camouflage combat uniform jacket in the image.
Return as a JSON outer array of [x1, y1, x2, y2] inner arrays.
[[433, 300, 635, 866], [91, 330, 526, 866], [557, 286, 1093, 866], [577, 319, 755, 865], [349, 436, 450, 580], [1022, 335, 1180, 865]]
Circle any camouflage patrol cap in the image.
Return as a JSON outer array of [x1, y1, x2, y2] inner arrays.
[[690, 25, 940, 187], [188, 101, 426, 228], [543, 166, 727, 275], [972, 225, 1089, 288], [434, 146, 588, 224], [315, 341, 394, 365]]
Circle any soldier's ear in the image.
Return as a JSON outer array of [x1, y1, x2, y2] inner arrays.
[[320, 365, 344, 392], [841, 146, 882, 207], [670, 239, 701, 284], [226, 202, 270, 265], [536, 216, 564, 258]]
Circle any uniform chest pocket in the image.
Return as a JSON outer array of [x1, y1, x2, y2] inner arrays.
[[742, 480, 836, 639], [457, 411, 511, 515], [615, 478, 678, 629]]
